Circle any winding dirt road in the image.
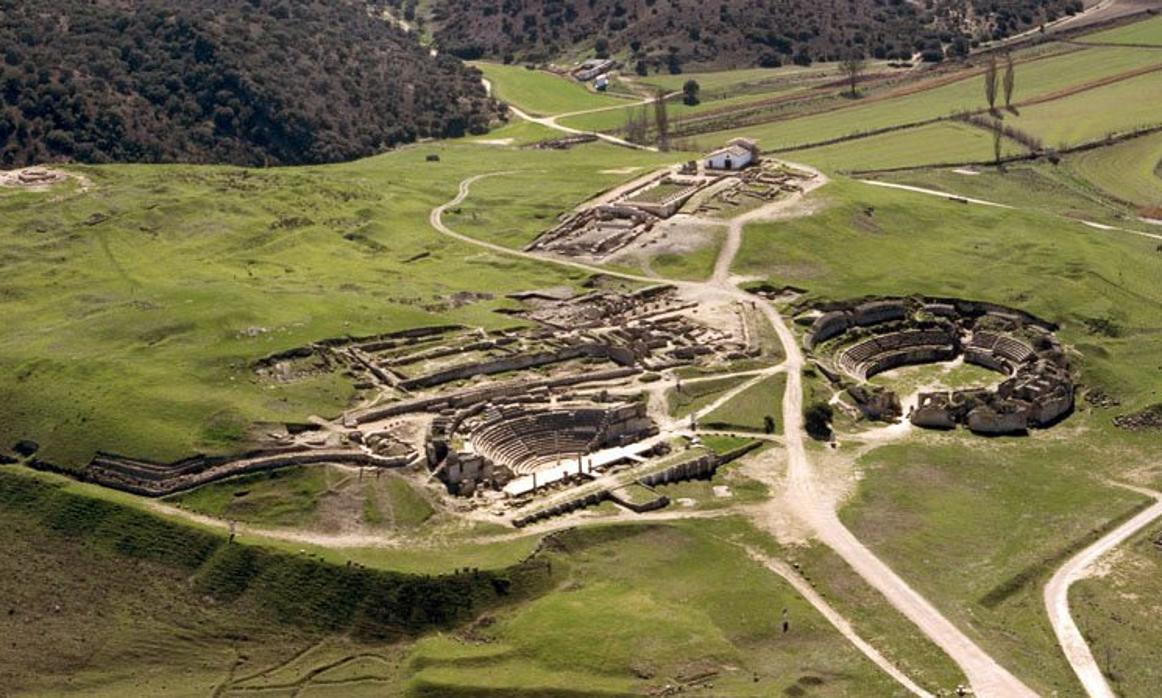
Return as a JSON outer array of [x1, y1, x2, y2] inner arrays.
[[1045, 485, 1162, 698], [429, 167, 1041, 695]]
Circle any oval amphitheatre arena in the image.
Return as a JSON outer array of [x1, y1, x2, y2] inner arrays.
[[802, 296, 1075, 434]]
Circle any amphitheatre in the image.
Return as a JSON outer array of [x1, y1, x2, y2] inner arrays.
[[3, 5, 1162, 697]]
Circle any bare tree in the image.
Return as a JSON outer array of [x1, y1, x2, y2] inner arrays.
[[1002, 52, 1016, 110], [653, 88, 670, 152], [984, 54, 999, 113], [623, 104, 648, 145], [840, 52, 867, 98]]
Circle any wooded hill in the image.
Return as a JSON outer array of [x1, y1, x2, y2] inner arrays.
[[0, 0, 501, 167], [432, 0, 1086, 70]]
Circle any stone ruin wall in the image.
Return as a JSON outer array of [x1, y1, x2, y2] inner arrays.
[[804, 296, 1074, 435], [70, 448, 411, 498]]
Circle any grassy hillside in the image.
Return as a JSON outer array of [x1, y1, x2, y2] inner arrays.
[[475, 62, 628, 117], [0, 467, 554, 694], [0, 0, 500, 167], [0, 141, 680, 467], [784, 122, 1027, 173], [403, 521, 910, 696], [432, 0, 1084, 69]]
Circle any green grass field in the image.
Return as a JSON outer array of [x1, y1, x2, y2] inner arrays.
[[1071, 519, 1162, 696], [1081, 14, 1162, 45], [1001, 69, 1162, 146], [785, 121, 1027, 173], [168, 465, 436, 531], [474, 62, 628, 116], [558, 89, 802, 134], [665, 374, 753, 418], [635, 64, 844, 95], [700, 373, 786, 433], [404, 521, 907, 696], [839, 436, 1150, 696], [704, 44, 1162, 151], [1065, 129, 1162, 209], [0, 142, 687, 468]]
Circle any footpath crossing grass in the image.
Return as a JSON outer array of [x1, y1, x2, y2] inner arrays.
[[1066, 129, 1162, 209], [404, 522, 906, 696], [840, 437, 1150, 697], [1071, 523, 1162, 697], [474, 62, 627, 116]]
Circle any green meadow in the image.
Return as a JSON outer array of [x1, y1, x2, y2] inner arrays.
[[1065, 129, 1162, 209], [474, 62, 629, 116], [703, 44, 1162, 151], [1081, 14, 1162, 45], [785, 121, 1026, 173], [0, 142, 685, 467]]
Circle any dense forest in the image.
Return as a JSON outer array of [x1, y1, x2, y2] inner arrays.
[[433, 0, 1086, 70], [0, 0, 501, 167]]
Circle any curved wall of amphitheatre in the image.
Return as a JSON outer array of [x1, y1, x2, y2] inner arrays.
[[470, 407, 609, 474], [804, 297, 1074, 435], [426, 400, 656, 495]]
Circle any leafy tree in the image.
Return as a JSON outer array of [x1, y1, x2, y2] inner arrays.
[[804, 403, 834, 441], [595, 36, 610, 59], [682, 79, 701, 106]]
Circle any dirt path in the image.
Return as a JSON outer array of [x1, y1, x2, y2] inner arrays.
[[428, 169, 1038, 695], [747, 295, 1037, 697], [1044, 484, 1162, 698], [859, 179, 1162, 243], [506, 102, 657, 151], [743, 547, 935, 698], [711, 163, 830, 286]]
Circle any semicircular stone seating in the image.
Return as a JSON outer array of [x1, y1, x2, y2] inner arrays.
[[470, 407, 610, 474], [838, 329, 958, 380]]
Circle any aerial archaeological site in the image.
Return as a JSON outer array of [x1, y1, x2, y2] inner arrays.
[[3, 0, 1162, 696]]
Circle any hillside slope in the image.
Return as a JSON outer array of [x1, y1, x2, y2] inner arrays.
[[433, 0, 1086, 69], [0, 0, 500, 167]]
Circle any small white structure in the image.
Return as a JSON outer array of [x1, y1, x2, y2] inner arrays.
[[594, 73, 609, 91], [704, 138, 759, 171]]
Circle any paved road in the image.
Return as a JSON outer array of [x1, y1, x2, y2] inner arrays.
[[1045, 485, 1162, 698]]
